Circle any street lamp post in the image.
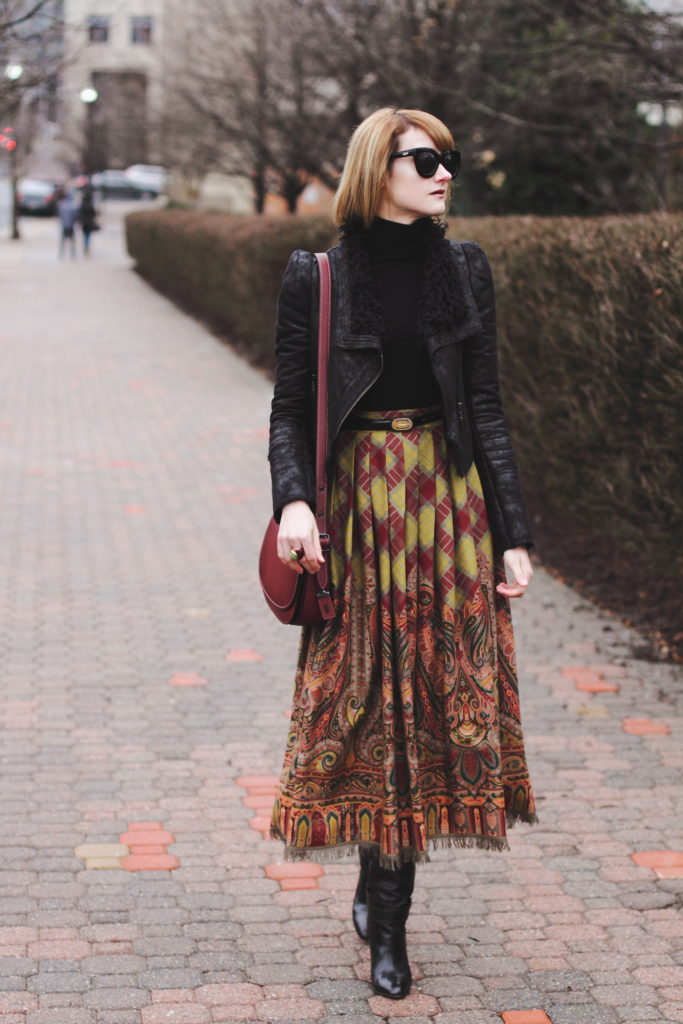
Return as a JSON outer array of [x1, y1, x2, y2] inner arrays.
[[80, 86, 98, 176], [4, 62, 23, 240]]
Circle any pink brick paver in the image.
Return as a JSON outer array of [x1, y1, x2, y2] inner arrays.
[[254, 998, 326, 1020], [0, 994, 39, 1012], [141, 1007, 211, 1023], [209, 1010, 258, 1023], [27, 939, 91, 959], [264, 862, 323, 880], [235, 776, 281, 789], [279, 876, 319, 890], [501, 1013, 553, 1024], [1, 205, 682, 1024], [242, 794, 278, 810], [151, 990, 197, 1004], [633, 965, 683, 985], [575, 679, 620, 693], [622, 717, 671, 734], [195, 984, 262, 1006], [248, 815, 272, 835], [141, 1007, 211, 1024], [659, 1004, 683, 1023], [368, 992, 440, 1016], [226, 648, 264, 662], [631, 850, 683, 868], [119, 829, 175, 846], [168, 673, 209, 687], [121, 853, 181, 871]]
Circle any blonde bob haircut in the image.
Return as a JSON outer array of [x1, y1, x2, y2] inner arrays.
[[332, 106, 455, 228]]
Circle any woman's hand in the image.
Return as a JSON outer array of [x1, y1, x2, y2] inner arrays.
[[277, 500, 324, 575], [496, 546, 533, 598]]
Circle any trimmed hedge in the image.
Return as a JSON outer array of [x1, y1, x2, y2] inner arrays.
[[126, 209, 683, 658], [466, 212, 682, 658], [463, 214, 682, 569], [125, 211, 335, 365]]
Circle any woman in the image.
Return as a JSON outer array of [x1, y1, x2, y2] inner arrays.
[[57, 189, 79, 260], [78, 183, 99, 256], [268, 107, 538, 1000]]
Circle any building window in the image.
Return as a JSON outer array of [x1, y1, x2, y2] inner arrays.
[[130, 16, 152, 44], [87, 15, 109, 42]]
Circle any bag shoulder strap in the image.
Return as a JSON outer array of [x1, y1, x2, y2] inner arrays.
[[312, 252, 334, 620]]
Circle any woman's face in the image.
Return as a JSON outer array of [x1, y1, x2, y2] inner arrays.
[[377, 125, 453, 224]]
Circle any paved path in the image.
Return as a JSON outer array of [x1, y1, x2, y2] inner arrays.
[[0, 208, 682, 1024]]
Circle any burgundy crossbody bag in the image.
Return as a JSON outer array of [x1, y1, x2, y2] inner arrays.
[[258, 252, 336, 626]]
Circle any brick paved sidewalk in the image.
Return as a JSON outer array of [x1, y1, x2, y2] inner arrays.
[[0, 211, 681, 1024]]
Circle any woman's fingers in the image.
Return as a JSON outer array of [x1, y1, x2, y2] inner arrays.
[[496, 580, 526, 598], [277, 535, 322, 574], [277, 533, 303, 573], [498, 547, 534, 598], [297, 534, 322, 574], [277, 502, 324, 575], [277, 541, 303, 573]]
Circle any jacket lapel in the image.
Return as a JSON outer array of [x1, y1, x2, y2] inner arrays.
[[331, 228, 483, 353], [421, 241, 483, 352]]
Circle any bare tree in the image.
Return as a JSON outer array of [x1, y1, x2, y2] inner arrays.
[[1, 0, 64, 238], [0, 0, 62, 105], [316, 0, 683, 213], [163, 0, 354, 212], [160, 0, 683, 215]]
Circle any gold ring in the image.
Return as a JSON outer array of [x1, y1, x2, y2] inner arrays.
[[289, 548, 301, 561]]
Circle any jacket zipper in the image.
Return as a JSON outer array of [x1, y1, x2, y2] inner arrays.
[[335, 350, 384, 439]]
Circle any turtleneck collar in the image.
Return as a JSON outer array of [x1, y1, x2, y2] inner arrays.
[[343, 214, 444, 264], [337, 213, 468, 342]]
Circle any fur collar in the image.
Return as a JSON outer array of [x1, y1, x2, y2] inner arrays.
[[338, 215, 468, 343]]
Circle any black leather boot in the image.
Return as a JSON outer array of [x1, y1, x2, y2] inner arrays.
[[352, 848, 374, 941], [367, 858, 415, 999]]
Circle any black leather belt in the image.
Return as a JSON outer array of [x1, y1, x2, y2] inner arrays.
[[344, 408, 443, 432]]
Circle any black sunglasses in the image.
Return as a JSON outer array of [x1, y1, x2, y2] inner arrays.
[[389, 147, 461, 180]]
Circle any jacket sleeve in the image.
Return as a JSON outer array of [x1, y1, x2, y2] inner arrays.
[[268, 249, 317, 523], [461, 242, 534, 552]]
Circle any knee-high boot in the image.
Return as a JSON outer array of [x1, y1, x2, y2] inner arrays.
[[352, 848, 374, 941], [367, 858, 415, 999]]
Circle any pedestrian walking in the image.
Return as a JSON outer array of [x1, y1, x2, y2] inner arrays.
[[78, 183, 100, 256], [267, 106, 539, 1000], [57, 190, 79, 260]]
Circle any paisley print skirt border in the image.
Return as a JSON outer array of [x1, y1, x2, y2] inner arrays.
[[271, 408, 538, 867]]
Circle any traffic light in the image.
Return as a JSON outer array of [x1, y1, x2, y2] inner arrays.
[[0, 127, 16, 151]]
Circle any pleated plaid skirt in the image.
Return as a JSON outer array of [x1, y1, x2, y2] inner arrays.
[[270, 408, 537, 867]]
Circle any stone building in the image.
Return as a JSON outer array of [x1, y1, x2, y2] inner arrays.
[[58, 0, 334, 213], [61, 0, 166, 171]]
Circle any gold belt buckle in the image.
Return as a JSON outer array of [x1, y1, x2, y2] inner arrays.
[[391, 416, 413, 431]]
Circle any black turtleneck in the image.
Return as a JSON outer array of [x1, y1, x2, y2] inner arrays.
[[353, 216, 441, 412]]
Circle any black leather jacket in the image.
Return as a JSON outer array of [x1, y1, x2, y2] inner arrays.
[[268, 236, 534, 554]]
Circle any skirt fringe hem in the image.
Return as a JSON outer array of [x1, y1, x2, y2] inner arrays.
[[270, 806, 538, 869], [507, 807, 539, 827]]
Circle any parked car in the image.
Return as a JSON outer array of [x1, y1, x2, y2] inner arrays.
[[90, 170, 145, 199], [124, 164, 168, 197], [17, 178, 59, 215]]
